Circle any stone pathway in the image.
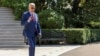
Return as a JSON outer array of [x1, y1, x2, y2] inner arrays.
[[0, 45, 80, 56], [60, 43, 100, 56]]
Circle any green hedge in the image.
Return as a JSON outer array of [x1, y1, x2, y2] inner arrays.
[[41, 29, 100, 44], [42, 28, 91, 44], [90, 29, 100, 42], [62, 28, 91, 44]]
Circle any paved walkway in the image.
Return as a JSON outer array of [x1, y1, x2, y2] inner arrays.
[[0, 45, 80, 56], [60, 43, 100, 56], [1, 43, 100, 56]]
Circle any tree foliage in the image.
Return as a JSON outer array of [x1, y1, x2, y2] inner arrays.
[[53, 0, 100, 29], [0, 0, 100, 28], [38, 9, 64, 29]]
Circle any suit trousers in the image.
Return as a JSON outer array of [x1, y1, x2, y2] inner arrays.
[[27, 35, 36, 56]]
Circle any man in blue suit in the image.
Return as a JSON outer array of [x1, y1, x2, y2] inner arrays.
[[21, 3, 41, 56]]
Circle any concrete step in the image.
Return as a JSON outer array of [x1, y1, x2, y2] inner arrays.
[[0, 26, 23, 29], [0, 35, 24, 38], [0, 12, 13, 14], [0, 19, 14, 23], [0, 7, 25, 48], [1, 37, 24, 39], [0, 38, 24, 41], [0, 43, 25, 46], [0, 17, 15, 19], [0, 37, 24, 40], [0, 14, 15, 17], [0, 33, 22, 35], [0, 30, 22, 33], [0, 20, 15, 22], [0, 27, 22, 29], [0, 45, 27, 48], [0, 40, 24, 43], [0, 31, 22, 34], [0, 18, 15, 20], [0, 25, 22, 27], [0, 18, 14, 19], [0, 22, 21, 26], [0, 8, 11, 11], [0, 15, 15, 18], [0, 17, 14, 19], [0, 18, 14, 20], [0, 28, 22, 30], [0, 9, 11, 11], [0, 27, 22, 30], [0, 21, 16, 23], [0, 9, 13, 13], [0, 21, 20, 23], [0, 16, 15, 18], [0, 7, 12, 10], [0, 42, 25, 45], [0, 28, 23, 33], [0, 9, 12, 11], [0, 40, 24, 42]]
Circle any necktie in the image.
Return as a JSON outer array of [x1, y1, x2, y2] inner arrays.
[[31, 13, 36, 22], [31, 13, 37, 33]]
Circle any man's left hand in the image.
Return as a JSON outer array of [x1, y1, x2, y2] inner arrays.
[[38, 33, 42, 39]]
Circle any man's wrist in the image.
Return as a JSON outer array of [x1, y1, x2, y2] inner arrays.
[[39, 33, 41, 36], [27, 20, 30, 22]]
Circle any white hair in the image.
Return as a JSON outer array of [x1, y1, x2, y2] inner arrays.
[[29, 3, 35, 7]]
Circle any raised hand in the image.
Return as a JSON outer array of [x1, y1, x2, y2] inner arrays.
[[27, 16, 32, 22]]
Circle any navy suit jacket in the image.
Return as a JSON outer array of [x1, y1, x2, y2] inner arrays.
[[21, 11, 41, 37]]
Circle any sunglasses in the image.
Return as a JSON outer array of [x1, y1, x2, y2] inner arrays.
[[31, 7, 35, 9]]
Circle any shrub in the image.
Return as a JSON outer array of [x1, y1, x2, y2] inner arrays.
[[90, 21, 100, 29], [41, 28, 91, 44], [13, 3, 27, 20], [90, 29, 100, 42], [38, 9, 65, 29], [62, 28, 91, 44]]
